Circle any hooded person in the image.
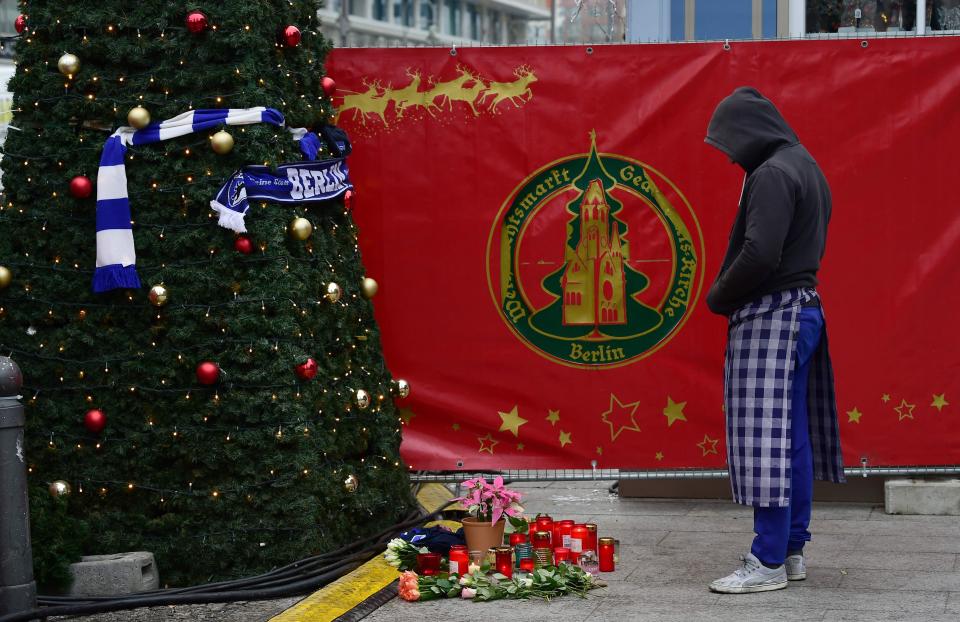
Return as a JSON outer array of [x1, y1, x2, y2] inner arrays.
[[703, 87, 845, 594]]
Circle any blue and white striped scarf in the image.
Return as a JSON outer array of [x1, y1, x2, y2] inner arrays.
[[94, 107, 295, 293]]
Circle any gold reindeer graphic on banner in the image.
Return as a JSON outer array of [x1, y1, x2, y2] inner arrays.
[[335, 65, 537, 131]]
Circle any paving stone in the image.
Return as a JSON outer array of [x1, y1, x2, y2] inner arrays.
[[823, 611, 959, 622], [839, 568, 960, 592], [591, 602, 828, 622], [713, 585, 948, 614], [859, 534, 960, 554]]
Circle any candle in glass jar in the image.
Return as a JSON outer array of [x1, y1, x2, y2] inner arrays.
[[533, 530, 551, 548], [519, 557, 535, 572], [570, 524, 588, 553], [585, 523, 598, 553], [509, 532, 528, 546], [468, 549, 484, 574], [448, 545, 468, 576], [535, 515, 553, 545], [553, 547, 571, 564], [556, 520, 575, 548], [417, 552, 441, 576], [598, 537, 615, 572], [494, 546, 514, 578]]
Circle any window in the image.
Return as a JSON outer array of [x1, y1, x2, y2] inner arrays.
[[374, 0, 388, 21], [421, 0, 437, 29], [490, 11, 502, 43], [445, 0, 462, 35], [468, 3, 480, 40], [395, 0, 414, 27], [930, 0, 960, 30], [806, 1, 918, 33], [695, 0, 752, 39]]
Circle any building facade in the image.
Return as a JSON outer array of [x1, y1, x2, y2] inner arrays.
[[626, 1, 958, 42]]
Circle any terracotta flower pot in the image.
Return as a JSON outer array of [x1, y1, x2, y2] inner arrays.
[[461, 517, 506, 554]]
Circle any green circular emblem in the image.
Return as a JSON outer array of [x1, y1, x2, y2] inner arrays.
[[486, 133, 705, 368]]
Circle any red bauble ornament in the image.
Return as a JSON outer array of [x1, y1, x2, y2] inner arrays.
[[234, 235, 254, 255], [343, 189, 354, 210], [185, 11, 208, 34], [84, 409, 107, 434], [196, 361, 220, 385], [282, 25, 301, 47], [69, 175, 93, 199], [322, 76, 336, 96], [294, 358, 318, 381], [15, 14, 27, 34]]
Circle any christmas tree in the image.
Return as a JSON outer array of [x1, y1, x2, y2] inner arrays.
[[0, 2, 414, 586]]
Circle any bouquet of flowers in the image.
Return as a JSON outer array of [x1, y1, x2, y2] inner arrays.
[[397, 565, 603, 603], [452, 475, 524, 525], [384, 538, 427, 571]]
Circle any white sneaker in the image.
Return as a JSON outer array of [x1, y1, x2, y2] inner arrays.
[[785, 553, 806, 581], [709, 553, 788, 594]]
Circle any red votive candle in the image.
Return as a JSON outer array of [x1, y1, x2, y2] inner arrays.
[[585, 523, 598, 553], [553, 547, 571, 564], [494, 546, 513, 578], [570, 550, 581, 565], [509, 532, 528, 546], [417, 552, 441, 576], [533, 530, 551, 548], [535, 515, 553, 545], [519, 557, 535, 572], [556, 520, 575, 548], [448, 545, 469, 576], [598, 538, 615, 572], [570, 524, 588, 554]]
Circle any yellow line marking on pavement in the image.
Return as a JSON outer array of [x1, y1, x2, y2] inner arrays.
[[269, 483, 454, 622]]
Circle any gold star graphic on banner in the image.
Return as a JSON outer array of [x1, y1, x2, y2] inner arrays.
[[546, 409, 561, 426], [847, 408, 863, 424], [559, 430, 572, 448], [655, 452, 664, 461], [894, 399, 915, 421], [932, 394, 949, 412], [881, 394, 891, 403], [596, 446, 603, 455], [498, 405, 528, 437], [601, 393, 642, 441], [663, 397, 688, 427], [451, 423, 461, 431], [478, 433, 498, 454], [516, 443, 525, 451], [399, 408, 416, 425], [697, 434, 719, 456]]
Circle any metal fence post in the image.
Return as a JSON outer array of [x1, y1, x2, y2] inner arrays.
[[0, 356, 37, 616]]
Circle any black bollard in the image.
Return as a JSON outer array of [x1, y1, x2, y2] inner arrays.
[[0, 356, 37, 616]]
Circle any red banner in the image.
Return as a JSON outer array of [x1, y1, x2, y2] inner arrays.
[[327, 38, 960, 471]]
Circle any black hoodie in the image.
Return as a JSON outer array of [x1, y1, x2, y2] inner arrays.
[[704, 87, 831, 315]]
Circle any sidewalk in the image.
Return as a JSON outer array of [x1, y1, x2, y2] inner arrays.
[[52, 479, 960, 621], [363, 479, 960, 622]]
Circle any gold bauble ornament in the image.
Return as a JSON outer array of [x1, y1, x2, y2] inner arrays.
[[148, 284, 168, 307], [325, 282, 342, 303], [49, 480, 72, 497], [361, 277, 378, 299], [127, 106, 150, 129], [289, 217, 313, 240], [58, 53, 80, 76], [344, 474, 359, 493], [355, 389, 371, 410], [211, 130, 234, 155], [394, 379, 411, 399], [0, 265, 12, 289]]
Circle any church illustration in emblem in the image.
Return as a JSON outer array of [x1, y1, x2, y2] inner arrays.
[[529, 133, 662, 340], [561, 178, 627, 328]]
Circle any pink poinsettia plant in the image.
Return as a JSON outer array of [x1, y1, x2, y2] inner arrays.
[[453, 475, 524, 525]]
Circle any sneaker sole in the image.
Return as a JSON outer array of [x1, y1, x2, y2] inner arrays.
[[787, 572, 806, 581], [710, 580, 788, 594]]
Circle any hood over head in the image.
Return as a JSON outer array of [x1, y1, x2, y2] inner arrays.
[[705, 87, 799, 173]]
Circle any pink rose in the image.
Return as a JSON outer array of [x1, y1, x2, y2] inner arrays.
[[398, 571, 420, 602], [461, 587, 477, 599]]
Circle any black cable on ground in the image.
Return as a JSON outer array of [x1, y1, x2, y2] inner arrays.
[[0, 496, 436, 622], [608, 482, 619, 495]]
